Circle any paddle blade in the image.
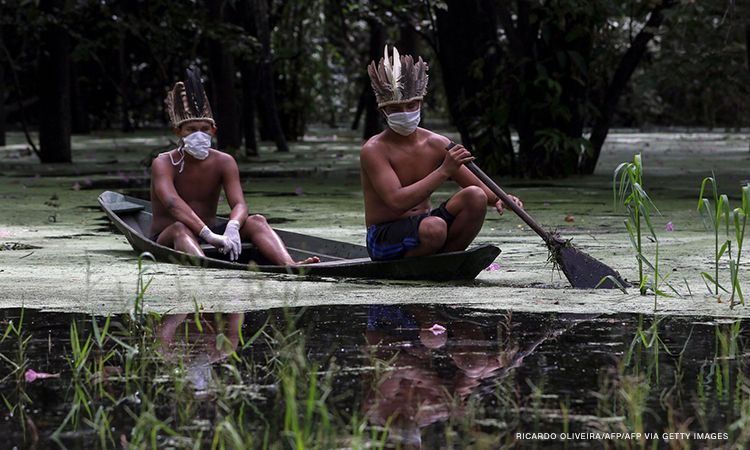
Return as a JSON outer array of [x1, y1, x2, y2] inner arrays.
[[556, 245, 627, 289]]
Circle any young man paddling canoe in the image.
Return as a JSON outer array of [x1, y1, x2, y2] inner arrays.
[[149, 68, 319, 265], [360, 46, 524, 261]]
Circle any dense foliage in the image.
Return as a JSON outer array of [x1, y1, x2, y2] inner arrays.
[[0, 0, 747, 176]]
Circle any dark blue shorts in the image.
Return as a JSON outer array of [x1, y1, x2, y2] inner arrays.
[[366, 201, 456, 261]]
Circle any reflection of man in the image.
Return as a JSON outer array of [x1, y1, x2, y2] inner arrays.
[[150, 68, 318, 265], [156, 312, 242, 393], [363, 305, 538, 449]]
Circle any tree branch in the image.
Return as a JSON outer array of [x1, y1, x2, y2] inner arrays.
[[0, 39, 41, 160], [584, 0, 675, 173]]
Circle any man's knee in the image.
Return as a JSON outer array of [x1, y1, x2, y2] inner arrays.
[[166, 221, 193, 240], [163, 222, 200, 252], [171, 221, 191, 232], [419, 217, 448, 248], [461, 186, 488, 208], [245, 214, 269, 231]]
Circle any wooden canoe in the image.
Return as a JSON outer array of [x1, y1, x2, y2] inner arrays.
[[97, 191, 500, 281]]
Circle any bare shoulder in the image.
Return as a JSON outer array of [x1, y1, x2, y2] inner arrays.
[[422, 129, 452, 150], [212, 150, 238, 168], [360, 132, 388, 160], [151, 152, 173, 171]]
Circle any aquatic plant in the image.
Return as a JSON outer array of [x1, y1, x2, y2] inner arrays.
[[0, 308, 32, 439], [697, 178, 749, 307], [131, 252, 156, 322], [697, 175, 732, 297], [728, 185, 749, 307], [614, 154, 677, 306], [614, 154, 652, 294]]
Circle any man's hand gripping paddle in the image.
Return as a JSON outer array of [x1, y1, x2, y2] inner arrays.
[[446, 142, 626, 289]]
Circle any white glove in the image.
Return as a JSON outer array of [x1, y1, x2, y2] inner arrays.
[[199, 226, 232, 256], [222, 220, 242, 261]]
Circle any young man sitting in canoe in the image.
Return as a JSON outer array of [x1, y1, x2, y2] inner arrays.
[[149, 68, 318, 265], [361, 46, 524, 261]]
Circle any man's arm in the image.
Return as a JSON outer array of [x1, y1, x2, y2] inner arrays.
[[452, 166, 499, 204], [220, 155, 249, 225], [152, 156, 207, 234], [429, 135, 498, 204], [360, 143, 472, 213], [434, 136, 524, 214]]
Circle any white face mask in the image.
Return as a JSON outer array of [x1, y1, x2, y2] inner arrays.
[[386, 109, 421, 136], [182, 131, 212, 160]]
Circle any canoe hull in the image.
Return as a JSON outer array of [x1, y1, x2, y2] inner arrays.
[[98, 191, 500, 281]]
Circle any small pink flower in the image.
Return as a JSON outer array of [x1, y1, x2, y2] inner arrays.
[[428, 324, 446, 335], [72, 182, 81, 191], [294, 187, 303, 196], [0, 230, 11, 238], [25, 369, 60, 383], [666, 222, 674, 232], [485, 262, 500, 271]]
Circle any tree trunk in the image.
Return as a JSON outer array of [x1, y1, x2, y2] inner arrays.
[[252, 0, 288, 152], [38, 0, 72, 163], [0, 32, 5, 147], [350, 82, 368, 130], [118, 30, 133, 132], [241, 65, 259, 156], [239, 0, 259, 157], [276, 2, 307, 141], [434, 0, 513, 175], [363, 19, 385, 140], [398, 25, 419, 58], [502, 4, 591, 177], [583, 0, 674, 174], [207, 0, 242, 152], [70, 62, 90, 134]]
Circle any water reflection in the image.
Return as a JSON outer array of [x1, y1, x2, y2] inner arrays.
[[156, 313, 242, 393], [0, 306, 748, 448], [362, 305, 563, 448]]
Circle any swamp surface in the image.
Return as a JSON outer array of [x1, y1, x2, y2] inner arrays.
[[1, 128, 750, 447]]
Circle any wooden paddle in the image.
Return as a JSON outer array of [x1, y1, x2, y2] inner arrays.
[[447, 142, 626, 289]]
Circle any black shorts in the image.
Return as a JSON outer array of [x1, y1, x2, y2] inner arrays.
[[366, 200, 456, 261]]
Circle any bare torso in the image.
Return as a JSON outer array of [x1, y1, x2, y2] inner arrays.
[[149, 149, 228, 237], [361, 127, 451, 226]]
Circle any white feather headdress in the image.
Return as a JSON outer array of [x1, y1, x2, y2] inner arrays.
[[165, 67, 215, 128], [368, 45, 429, 108]]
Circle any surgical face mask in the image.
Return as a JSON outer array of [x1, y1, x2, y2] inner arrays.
[[386, 109, 421, 136], [182, 131, 212, 160]]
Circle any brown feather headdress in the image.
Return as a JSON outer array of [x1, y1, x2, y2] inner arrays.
[[165, 67, 215, 128], [368, 45, 429, 108]]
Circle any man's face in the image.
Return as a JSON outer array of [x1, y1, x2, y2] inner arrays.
[[382, 99, 421, 116], [175, 120, 215, 138]]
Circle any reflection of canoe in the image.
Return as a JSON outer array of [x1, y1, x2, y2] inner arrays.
[[98, 191, 501, 281]]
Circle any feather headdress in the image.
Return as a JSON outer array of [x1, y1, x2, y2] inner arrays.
[[165, 66, 215, 128], [368, 45, 429, 108]]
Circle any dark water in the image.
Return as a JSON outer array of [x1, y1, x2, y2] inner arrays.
[[0, 305, 747, 449]]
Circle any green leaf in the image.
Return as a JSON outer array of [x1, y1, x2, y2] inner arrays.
[[595, 275, 628, 293], [700, 272, 728, 293], [698, 176, 715, 209], [717, 240, 730, 260]]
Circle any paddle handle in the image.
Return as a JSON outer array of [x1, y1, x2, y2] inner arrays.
[[447, 142, 557, 244]]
